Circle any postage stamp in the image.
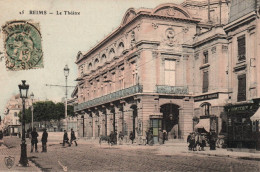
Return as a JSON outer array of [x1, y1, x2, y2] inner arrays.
[[2, 20, 43, 71]]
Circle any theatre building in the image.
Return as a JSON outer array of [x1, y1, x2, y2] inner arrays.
[[74, 1, 230, 143]]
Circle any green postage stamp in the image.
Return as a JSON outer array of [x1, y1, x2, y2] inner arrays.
[[2, 20, 43, 70]]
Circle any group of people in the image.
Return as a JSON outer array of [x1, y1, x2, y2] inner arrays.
[[63, 129, 78, 147], [187, 132, 206, 151], [30, 128, 48, 153], [29, 128, 78, 153]]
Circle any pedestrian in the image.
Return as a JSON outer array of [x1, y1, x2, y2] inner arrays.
[[195, 132, 199, 151], [63, 130, 71, 147], [31, 128, 39, 152], [163, 130, 167, 144], [187, 133, 192, 150], [191, 132, 196, 151], [70, 128, 78, 146], [201, 134, 206, 151], [198, 133, 203, 151], [109, 131, 114, 145], [145, 130, 149, 145], [129, 131, 134, 144], [41, 129, 48, 152], [148, 129, 154, 146], [159, 130, 163, 145], [118, 131, 124, 145], [209, 131, 216, 150]]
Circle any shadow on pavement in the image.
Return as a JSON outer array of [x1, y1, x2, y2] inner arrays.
[[28, 156, 52, 172]]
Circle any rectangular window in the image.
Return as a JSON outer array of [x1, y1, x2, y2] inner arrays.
[[164, 59, 176, 86], [111, 73, 115, 92], [203, 51, 208, 64], [237, 35, 246, 61], [237, 74, 246, 102], [119, 68, 124, 90], [202, 71, 209, 93]]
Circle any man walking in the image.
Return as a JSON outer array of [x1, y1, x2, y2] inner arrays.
[[31, 128, 39, 152], [70, 128, 78, 146], [41, 129, 48, 152], [63, 130, 71, 147], [129, 131, 134, 144]]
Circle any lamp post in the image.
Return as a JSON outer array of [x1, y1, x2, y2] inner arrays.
[[18, 80, 29, 166], [64, 64, 70, 131], [30, 92, 34, 130]]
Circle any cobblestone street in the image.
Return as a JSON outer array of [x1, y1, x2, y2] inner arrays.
[[1, 136, 260, 171]]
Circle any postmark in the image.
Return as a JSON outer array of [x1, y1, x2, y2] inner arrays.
[[2, 20, 43, 70]]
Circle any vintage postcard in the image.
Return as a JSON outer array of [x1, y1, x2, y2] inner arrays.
[[0, 0, 259, 171]]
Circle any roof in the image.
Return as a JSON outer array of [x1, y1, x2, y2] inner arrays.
[[76, 3, 199, 64]]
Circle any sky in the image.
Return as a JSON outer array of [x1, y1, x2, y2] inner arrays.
[[0, 0, 184, 117]]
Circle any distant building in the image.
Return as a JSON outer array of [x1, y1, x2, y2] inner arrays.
[[2, 94, 33, 136]]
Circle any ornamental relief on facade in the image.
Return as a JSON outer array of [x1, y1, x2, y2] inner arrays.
[[154, 7, 187, 19], [163, 27, 180, 48]]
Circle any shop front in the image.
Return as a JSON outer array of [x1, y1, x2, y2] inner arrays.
[[250, 104, 260, 150], [225, 103, 258, 149], [194, 115, 218, 134]]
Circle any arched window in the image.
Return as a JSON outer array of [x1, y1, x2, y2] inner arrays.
[[94, 58, 99, 67], [118, 42, 124, 55], [88, 63, 92, 70], [101, 54, 106, 62], [109, 48, 115, 59], [200, 102, 211, 116]]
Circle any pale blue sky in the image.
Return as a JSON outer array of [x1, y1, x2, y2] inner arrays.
[[0, 0, 184, 117]]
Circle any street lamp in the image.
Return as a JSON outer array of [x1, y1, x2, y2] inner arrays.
[[64, 64, 70, 130], [18, 80, 29, 166], [30, 92, 34, 129]]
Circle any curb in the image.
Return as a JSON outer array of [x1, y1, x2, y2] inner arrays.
[[182, 151, 260, 161]]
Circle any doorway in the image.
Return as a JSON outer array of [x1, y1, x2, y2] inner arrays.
[[160, 103, 180, 139]]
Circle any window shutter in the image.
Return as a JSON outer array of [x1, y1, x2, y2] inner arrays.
[[237, 74, 246, 101], [238, 36, 246, 61], [202, 71, 209, 93]]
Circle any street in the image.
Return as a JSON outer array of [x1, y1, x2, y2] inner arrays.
[[1, 137, 260, 171]]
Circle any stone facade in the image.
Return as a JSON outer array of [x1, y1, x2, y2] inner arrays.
[[74, 1, 231, 143], [223, 0, 260, 149]]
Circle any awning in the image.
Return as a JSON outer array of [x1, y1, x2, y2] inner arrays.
[[195, 118, 210, 132], [250, 107, 260, 121]]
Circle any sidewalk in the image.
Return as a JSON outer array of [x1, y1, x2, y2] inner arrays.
[[157, 141, 260, 161], [0, 138, 41, 171], [78, 138, 260, 161]]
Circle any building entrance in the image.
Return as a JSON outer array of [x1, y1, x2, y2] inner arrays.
[[160, 103, 179, 139]]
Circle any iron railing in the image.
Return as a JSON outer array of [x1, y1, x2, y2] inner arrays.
[[156, 85, 188, 94], [75, 84, 143, 111]]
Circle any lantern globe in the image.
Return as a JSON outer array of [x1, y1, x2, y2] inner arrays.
[[18, 80, 29, 99], [30, 92, 34, 99], [64, 64, 70, 77]]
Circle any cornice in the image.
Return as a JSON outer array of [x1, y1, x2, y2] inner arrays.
[[193, 33, 227, 48], [224, 11, 257, 32]]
